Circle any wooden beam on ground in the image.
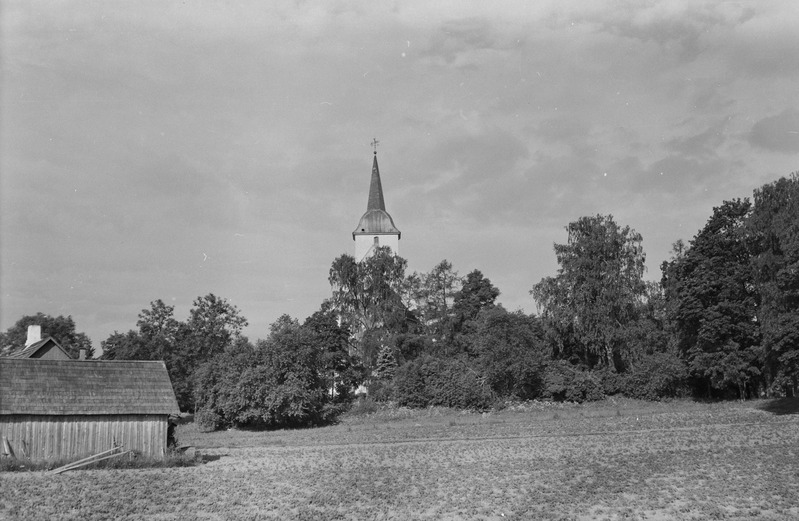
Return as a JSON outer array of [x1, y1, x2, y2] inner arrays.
[[48, 446, 124, 475]]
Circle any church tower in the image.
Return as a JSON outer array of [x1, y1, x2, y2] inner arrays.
[[352, 143, 400, 262]]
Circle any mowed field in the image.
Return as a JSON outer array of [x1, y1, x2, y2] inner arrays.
[[2, 399, 798, 520]]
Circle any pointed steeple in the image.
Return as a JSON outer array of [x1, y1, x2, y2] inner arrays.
[[353, 146, 400, 261], [367, 153, 386, 211]]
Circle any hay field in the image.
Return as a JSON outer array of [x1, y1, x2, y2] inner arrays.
[[2, 399, 798, 520]]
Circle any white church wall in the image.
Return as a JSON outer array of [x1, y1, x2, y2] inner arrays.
[[355, 234, 399, 262]]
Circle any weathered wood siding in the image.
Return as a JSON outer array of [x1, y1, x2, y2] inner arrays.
[[0, 414, 168, 461]]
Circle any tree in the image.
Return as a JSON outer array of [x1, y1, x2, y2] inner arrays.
[[462, 307, 547, 399], [0, 313, 93, 359], [328, 246, 413, 368], [375, 344, 398, 380], [747, 174, 799, 396], [185, 294, 247, 360], [452, 270, 500, 331], [303, 303, 363, 400], [137, 299, 180, 342], [531, 215, 646, 369], [194, 313, 356, 430], [409, 260, 461, 338], [102, 294, 248, 411], [662, 199, 761, 398]]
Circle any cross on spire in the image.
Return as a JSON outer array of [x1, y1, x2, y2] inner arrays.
[[371, 137, 380, 155]]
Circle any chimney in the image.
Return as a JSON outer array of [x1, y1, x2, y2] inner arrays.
[[79, 348, 86, 361], [25, 325, 42, 347]]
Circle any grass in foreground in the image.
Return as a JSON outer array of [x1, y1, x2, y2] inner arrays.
[[0, 449, 199, 473], [1, 398, 797, 520]]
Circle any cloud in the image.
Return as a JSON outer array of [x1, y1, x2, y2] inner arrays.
[[2, 0, 798, 347], [748, 109, 799, 153], [664, 121, 727, 158]]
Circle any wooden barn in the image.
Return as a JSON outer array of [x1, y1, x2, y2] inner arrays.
[[0, 359, 180, 461]]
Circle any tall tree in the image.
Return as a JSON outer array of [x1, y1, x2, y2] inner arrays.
[[463, 307, 547, 399], [185, 294, 248, 361], [137, 299, 180, 342], [748, 174, 799, 396], [328, 246, 412, 368], [451, 270, 500, 332], [662, 199, 761, 398], [303, 302, 363, 400], [531, 215, 646, 369], [0, 313, 93, 359], [409, 260, 461, 338], [102, 294, 247, 411]]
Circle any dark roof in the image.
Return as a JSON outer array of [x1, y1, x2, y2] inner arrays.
[[7, 337, 71, 360], [0, 359, 180, 415], [353, 153, 401, 238], [367, 154, 386, 211]]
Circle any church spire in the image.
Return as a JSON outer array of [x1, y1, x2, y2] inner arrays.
[[367, 153, 386, 211], [352, 141, 400, 261]]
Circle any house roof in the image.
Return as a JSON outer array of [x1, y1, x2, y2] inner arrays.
[[7, 337, 71, 360], [353, 153, 401, 238], [0, 359, 180, 416]]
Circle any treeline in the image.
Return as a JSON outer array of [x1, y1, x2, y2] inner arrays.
[[2, 174, 796, 431], [333, 173, 798, 408]]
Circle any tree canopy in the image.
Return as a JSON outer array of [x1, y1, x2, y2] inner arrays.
[[101, 294, 248, 410], [12, 171, 796, 430], [0, 313, 93, 359], [531, 214, 647, 370]]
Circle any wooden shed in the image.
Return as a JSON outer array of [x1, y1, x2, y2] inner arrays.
[[0, 359, 180, 461]]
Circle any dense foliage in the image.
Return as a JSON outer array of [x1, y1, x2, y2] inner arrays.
[[100, 295, 248, 410], [0, 313, 93, 359], [532, 215, 647, 370], [4, 173, 797, 427], [193, 311, 358, 431]]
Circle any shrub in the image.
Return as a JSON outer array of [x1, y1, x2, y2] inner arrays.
[[394, 359, 430, 408], [346, 397, 381, 417], [541, 360, 603, 402], [393, 355, 494, 410], [195, 409, 222, 433], [621, 351, 688, 400], [193, 314, 362, 430], [596, 367, 625, 396], [367, 378, 395, 402]]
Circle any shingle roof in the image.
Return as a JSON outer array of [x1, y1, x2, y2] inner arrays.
[[7, 337, 71, 359], [353, 153, 401, 238], [367, 154, 386, 212], [0, 359, 180, 415]]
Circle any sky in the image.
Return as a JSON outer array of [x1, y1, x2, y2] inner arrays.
[[2, 1, 798, 350]]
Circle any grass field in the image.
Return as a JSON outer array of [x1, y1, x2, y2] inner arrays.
[[1, 398, 798, 520]]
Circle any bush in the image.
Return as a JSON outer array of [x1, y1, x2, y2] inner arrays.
[[393, 355, 494, 410], [596, 367, 625, 396], [195, 409, 222, 433], [193, 314, 362, 430], [620, 352, 688, 400], [394, 359, 429, 408], [541, 360, 604, 402], [346, 397, 381, 417], [367, 378, 395, 402]]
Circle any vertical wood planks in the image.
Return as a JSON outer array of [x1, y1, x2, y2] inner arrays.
[[0, 415, 169, 461]]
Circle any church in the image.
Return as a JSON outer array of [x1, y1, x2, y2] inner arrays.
[[352, 143, 401, 261]]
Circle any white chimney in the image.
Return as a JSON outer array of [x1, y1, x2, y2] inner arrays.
[[79, 348, 86, 361], [25, 325, 42, 347]]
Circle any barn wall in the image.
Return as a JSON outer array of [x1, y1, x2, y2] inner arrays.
[[0, 414, 168, 461]]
